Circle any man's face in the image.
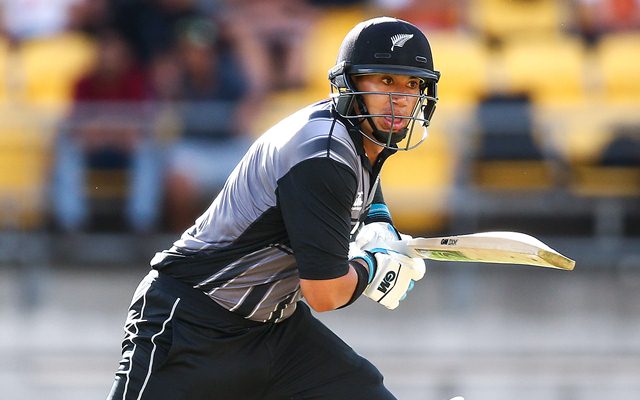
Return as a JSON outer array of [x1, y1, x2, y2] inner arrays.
[[352, 73, 422, 136]]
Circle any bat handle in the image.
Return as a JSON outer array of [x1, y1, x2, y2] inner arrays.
[[363, 239, 415, 258]]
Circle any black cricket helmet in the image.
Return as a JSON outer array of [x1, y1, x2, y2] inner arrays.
[[328, 16, 440, 150]]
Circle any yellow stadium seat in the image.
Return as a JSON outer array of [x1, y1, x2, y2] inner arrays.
[[250, 88, 322, 135], [569, 128, 640, 197], [500, 35, 587, 104], [470, 93, 563, 191], [571, 165, 640, 197], [469, 0, 567, 42], [0, 37, 25, 105], [0, 106, 53, 229], [303, 6, 369, 94], [428, 32, 490, 107], [381, 126, 455, 234], [540, 101, 613, 164], [596, 32, 640, 102], [19, 32, 97, 108], [473, 159, 557, 190], [0, 37, 9, 103]]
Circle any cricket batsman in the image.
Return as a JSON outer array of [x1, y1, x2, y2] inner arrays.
[[107, 16, 440, 399]]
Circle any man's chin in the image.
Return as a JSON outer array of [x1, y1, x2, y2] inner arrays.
[[387, 127, 409, 135], [379, 121, 409, 133]]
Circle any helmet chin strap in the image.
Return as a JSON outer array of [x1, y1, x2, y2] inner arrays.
[[354, 96, 407, 146], [370, 120, 408, 145]]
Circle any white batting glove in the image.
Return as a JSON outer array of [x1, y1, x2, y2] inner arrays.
[[354, 222, 412, 251], [351, 248, 425, 310]]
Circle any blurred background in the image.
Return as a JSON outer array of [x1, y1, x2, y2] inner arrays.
[[1, 0, 639, 399]]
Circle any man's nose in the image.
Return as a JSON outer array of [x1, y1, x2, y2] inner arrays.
[[391, 92, 409, 105]]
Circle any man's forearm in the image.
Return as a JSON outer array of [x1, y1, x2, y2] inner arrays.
[[300, 262, 367, 312]]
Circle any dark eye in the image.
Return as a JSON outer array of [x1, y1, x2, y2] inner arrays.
[[381, 76, 393, 85], [407, 80, 420, 90]]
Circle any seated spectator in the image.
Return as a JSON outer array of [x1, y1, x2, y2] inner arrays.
[[66, 0, 110, 36], [307, 0, 366, 5], [572, 0, 640, 45], [373, 0, 469, 32], [224, 0, 317, 90], [108, 0, 206, 65], [51, 29, 162, 232], [146, 48, 185, 145], [162, 17, 256, 231]]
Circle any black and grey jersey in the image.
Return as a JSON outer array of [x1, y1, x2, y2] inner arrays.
[[151, 100, 396, 323]]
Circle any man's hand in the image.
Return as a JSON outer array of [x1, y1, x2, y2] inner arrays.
[[350, 222, 425, 309], [353, 222, 402, 249], [353, 221, 413, 251], [351, 248, 425, 310]]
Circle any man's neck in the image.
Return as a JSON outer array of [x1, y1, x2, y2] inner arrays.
[[362, 136, 384, 166]]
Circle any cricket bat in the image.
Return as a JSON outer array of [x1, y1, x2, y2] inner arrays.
[[382, 231, 575, 270]]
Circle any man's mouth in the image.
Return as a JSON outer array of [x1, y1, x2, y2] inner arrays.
[[382, 116, 408, 130]]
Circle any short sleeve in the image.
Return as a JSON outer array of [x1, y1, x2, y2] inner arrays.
[[276, 157, 357, 280]]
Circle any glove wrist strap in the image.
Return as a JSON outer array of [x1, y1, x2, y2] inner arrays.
[[340, 257, 374, 308]]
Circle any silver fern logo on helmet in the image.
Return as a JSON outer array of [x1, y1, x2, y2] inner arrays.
[[390, 33, 414, 51]]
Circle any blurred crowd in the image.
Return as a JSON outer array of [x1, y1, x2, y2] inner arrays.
[[1, 0, 325, 232], [0, 0, 639, 235]]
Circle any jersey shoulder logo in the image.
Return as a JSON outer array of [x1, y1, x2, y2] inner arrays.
[[390, 33, 414, 51]]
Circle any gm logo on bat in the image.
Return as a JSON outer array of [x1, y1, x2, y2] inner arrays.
[[377, 271, 397, 293], [441, 238, 458, 245]]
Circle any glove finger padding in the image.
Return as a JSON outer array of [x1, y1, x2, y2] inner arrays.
[[354, 222, 401, 250], [363, 251, 426, 310]]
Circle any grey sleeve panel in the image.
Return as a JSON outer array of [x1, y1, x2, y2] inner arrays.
[[277, 118, 360, 180], [172, 139, 280, 250]]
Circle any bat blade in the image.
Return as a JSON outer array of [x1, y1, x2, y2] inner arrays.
[[384, 231, 575, 270]]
